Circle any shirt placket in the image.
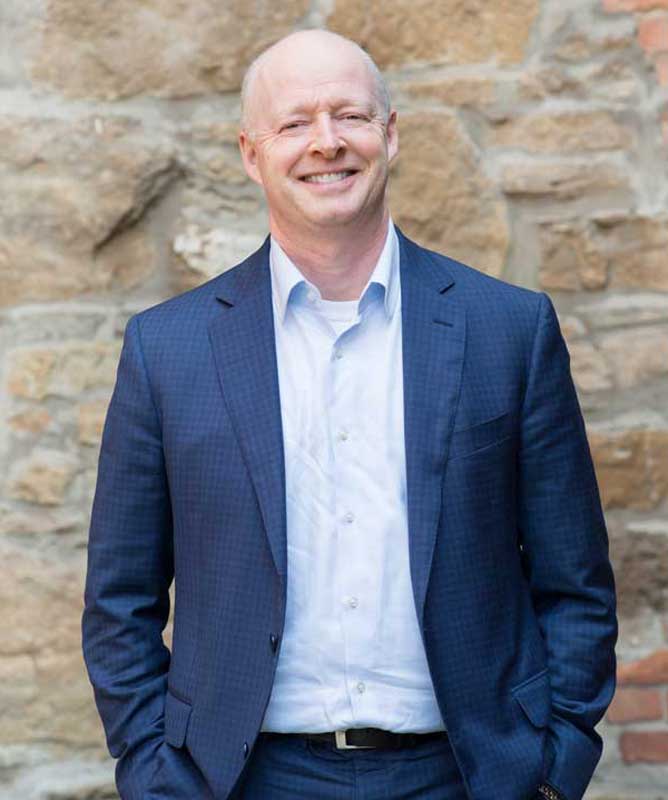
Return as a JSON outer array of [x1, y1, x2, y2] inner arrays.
[[327, 315, 374, 723]]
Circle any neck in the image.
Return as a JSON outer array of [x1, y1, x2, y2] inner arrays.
[[269, 211, 391, 301]]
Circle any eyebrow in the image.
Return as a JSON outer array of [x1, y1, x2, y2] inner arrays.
[[276, 98, 376, 118]]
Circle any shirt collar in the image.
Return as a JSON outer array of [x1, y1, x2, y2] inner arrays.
[[269, 219, 400, 324]]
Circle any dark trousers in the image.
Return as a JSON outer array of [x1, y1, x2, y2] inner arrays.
[[230, 733, 469, 799]]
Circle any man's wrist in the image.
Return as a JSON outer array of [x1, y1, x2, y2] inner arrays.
[[537, 783, 566, 800]]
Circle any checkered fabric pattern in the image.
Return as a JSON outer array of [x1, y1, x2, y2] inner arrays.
[[82, 229, 616, 800]]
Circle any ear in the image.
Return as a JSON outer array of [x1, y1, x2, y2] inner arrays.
[[386, 110, 398, 165], [238, 130, 264, 187]]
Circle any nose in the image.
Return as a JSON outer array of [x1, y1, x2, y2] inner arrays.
[[309, 114, 344, 159]]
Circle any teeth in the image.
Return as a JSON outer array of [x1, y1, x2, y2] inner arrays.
[[303, 171, 354, 184]]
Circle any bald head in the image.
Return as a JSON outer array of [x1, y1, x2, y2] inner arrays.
[[240, 30, 391, 134]]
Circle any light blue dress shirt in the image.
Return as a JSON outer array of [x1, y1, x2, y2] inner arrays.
[[261, 221, 445, 734]]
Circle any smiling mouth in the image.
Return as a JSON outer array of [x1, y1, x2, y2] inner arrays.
[[300, 170, 357, 184]]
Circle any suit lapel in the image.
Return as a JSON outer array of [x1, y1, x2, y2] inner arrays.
[[398, 231, 466, 627], [206, 230, 467, 617], [208, 238, 287, 581]]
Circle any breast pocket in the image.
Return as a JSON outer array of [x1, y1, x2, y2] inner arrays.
[[448, 411, 513, 460]]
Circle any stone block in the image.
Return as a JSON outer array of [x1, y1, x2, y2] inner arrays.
[[390, 112, 509, 276], [488, 111, 631, 153], [0, 116, 176, 307], [501, 161, 630, 201], [0, 504, 84, 536], [30, 0, 309, 99], [603, 215, 668, 291], [568, 341, 614, 393], [7, 450, 79, 506], [327, 0, 539, 68], [589, 426, 668, 510], [399, 76, 496, 108], [539, 222, 608, 291], [598, 326, 668, 388], [7, 342, 121, 401], [518, 67, 584, 102], [611, 530, 668, 614], [173, 224, 266, 290], [575, 295, 668, 329], [552, 29, 637, 64], [7, 408, 52, 436], [78, 400, 109, 447], [537, 215, 668, 292], [0, 544, 105, 747]]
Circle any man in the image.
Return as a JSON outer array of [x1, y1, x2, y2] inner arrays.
[[82, 29, 617, 800]]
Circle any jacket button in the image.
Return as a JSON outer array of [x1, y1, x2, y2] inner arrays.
[[243, 742, 249, 758], [270, 633, 279, 652]]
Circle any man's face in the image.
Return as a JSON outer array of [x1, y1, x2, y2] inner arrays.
[[239, 39, 398, 235]]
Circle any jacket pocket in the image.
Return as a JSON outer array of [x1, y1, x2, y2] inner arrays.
[[164, 689, 193, 748], [449, 411, 512, 460], [511, 668, 551, 728]]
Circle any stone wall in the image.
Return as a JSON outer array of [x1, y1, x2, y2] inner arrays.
[[0, 0, 666, 797]]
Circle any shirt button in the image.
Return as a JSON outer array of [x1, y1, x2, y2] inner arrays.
[[348, 596, 359, 609], [307, 290, 318, 303], [356, 681, 366, 694], [334, 350, 344, 360], [343, 512, 355, 524], [243, 741, 249, 758], [337, 430, 349, 442]]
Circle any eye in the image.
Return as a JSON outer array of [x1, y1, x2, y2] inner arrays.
[[280, 120, 308, 132]]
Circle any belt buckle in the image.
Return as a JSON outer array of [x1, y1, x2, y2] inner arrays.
[[334, 730, 375, 750]]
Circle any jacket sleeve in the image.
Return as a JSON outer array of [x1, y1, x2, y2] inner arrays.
[[82, 314, 173, 799], [517, 293, 617, 800]]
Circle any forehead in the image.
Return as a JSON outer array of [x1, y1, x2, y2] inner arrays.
[[251, 46, 377, 123]]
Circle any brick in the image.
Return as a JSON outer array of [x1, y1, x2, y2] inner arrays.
[[655, 51, 668, 84], [607, 688, 664, 722], [618, 649, 668, 685], [620, 731, 668, 763], [638, 14, 668, 54], [604, 0, 668, 11]]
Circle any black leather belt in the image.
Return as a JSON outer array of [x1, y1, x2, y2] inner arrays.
[[261, 727, 447, 750]]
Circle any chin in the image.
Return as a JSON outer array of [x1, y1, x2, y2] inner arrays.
[[312, 200, 369, 225]]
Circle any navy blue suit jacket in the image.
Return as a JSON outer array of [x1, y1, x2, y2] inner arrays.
[[83, 230, 617, 800]]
